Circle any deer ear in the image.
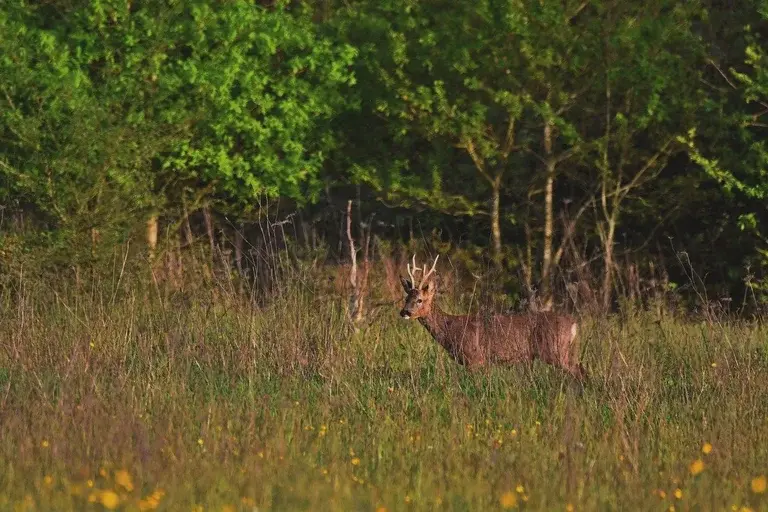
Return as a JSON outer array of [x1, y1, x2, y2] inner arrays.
[[400, 276, 412, 292], [421, 280, 434, 293]]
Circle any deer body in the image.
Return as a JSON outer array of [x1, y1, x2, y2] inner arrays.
[[400, 256, 586, 380]]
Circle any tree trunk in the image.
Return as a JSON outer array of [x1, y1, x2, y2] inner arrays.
[[202, 206, 215, 264], [601, 216, 617, 311], [540, 121, 555, 311], [146, 215, 158, 263], [524, 218, 533, 295], [234, 226, 244, 276], [346, 199, 365, 325], [166, 232, 183, 290], [490, 178, 502, 264], [90, 228, 100, 259]]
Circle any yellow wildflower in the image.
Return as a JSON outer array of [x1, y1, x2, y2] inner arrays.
[[139, 498, 159, 511], [499, 491, 517, 509], [21, 495, 35, 510], [674, 488, 683, 499], [751, 475, 767, 494], [566, 504, 574, 512], [100, 490, 120, 510], [351, 457, 360, 466], [376, 507, 388, 512], [702, 443, 713, 455], [516, 484, 525, 494], [43, 475, 53, 486], [115, 469, 134, 492], [139, 489, 165, 511], [689, 459, 705, 476], [221, 506, 236, 512]]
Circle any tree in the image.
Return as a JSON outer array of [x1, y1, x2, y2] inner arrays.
[[334, 0, 595, 277], [580, 0, 707, 309], [682, 0, 768, 298], [336, 0, 708, 310], [0, 1, 159, 267], [2, 0, 357, 268], [156, 1, 357, 212]]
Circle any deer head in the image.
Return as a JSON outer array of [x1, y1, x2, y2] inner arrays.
[[399, 254, 439, 319]]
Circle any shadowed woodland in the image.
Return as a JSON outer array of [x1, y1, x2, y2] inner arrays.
[[1, 0, 767, 313]]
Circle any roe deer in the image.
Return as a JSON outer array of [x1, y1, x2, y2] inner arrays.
[[399, 255, 586, 381]]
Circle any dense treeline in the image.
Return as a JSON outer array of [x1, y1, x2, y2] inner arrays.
[[1, 0, 767, 311]]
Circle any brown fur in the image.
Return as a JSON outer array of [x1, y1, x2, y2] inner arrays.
[[399, 273, 586, 381]]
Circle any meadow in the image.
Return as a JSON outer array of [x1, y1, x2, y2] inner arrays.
[[1, 263, 768, 512]]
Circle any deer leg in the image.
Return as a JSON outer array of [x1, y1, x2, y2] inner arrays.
[[568, 363, 587, 382], [549, 350, 587, 384], [559, 323, 587, 384]]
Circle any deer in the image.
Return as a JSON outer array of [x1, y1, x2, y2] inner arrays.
[[399, 254, 587, 382]]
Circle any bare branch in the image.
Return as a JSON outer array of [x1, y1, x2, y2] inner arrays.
[[553, 193, 596, 267], [346, 200, 357, 289], [526, 147, 548, 166], [460, 138, 495, 185], [566, 0, 589, 22], [617, 137, 676, 200], [707, 58, 739, 90], [501, 116, 516, 160], [552, 146, 578, 165]]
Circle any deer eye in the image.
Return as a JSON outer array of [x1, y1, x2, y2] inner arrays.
[[417, 299, 423, 304]]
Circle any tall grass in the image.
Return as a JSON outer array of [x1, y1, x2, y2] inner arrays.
[[1, 260, 768, 511]]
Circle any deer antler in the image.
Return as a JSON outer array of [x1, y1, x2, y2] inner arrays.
[[419, 254, 439, 287], [406, 254, 420, 285], [405, 254, 439, 288]]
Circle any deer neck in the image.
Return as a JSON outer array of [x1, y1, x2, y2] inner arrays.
[[418, 305, 450, 344]]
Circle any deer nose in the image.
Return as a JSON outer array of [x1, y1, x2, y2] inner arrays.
[[400, 309, 411, 319]]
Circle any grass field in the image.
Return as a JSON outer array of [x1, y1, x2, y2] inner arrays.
[[1, 270, 768, 511]]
